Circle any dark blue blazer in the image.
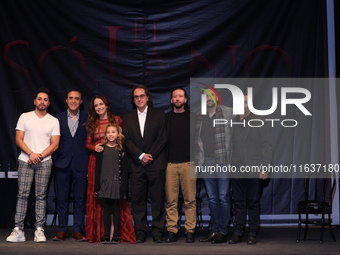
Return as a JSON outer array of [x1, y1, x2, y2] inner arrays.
[[52, 110, 89, 171]]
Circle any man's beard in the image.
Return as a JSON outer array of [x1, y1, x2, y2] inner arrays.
[[37, 105, 47, 111], [173, 102, 185, 109], [206, 100, 216, 108]]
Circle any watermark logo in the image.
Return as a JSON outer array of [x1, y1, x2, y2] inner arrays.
[[199, 83, 311, 128], [198, 82, 222, 115], [201, 84, 311, 116], [190, 78, 328, 179]]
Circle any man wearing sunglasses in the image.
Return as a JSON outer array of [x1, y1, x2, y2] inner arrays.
[[123, 85, 167, 244]]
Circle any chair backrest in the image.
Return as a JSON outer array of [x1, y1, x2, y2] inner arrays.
[[303, 171, 336, 206]]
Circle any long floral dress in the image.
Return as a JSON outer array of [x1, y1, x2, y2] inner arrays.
[[85, 117, 136, 243]]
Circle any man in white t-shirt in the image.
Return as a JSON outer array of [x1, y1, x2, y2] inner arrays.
[[6, 87, 60, 243]]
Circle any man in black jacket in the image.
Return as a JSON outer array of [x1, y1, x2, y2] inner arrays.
[[229, 94, 272, 245], [123, 85, 167, 243]]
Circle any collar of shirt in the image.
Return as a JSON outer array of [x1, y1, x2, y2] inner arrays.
[[67, 109, 80, 137], [137, 106, 148, 115], [67, 109, 80, 120], [137, 106, 148, 138]]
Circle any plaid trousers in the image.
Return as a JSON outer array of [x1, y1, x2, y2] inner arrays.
[[15, 159, 52, 230]]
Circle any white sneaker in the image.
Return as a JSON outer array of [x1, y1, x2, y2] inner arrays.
[[34, 227, 47, 243], [6, 227, 26, 242]]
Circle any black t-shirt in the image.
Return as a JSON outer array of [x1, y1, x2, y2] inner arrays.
[[168, 112, 190, 163]]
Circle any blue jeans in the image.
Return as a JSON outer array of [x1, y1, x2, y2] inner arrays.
[[203, 157, 231, 235]]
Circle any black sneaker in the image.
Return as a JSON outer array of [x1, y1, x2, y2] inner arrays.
[[165, 232, 177, 243]]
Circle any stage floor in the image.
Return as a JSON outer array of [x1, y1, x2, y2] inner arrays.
[[0, 226, 339, 255]]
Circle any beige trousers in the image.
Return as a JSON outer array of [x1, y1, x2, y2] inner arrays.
[[165, 161, 196, 233]]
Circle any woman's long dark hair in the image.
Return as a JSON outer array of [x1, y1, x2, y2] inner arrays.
[[85, 95, 118, 134]]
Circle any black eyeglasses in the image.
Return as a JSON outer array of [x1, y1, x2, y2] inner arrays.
[[134, 94, 146, 99]]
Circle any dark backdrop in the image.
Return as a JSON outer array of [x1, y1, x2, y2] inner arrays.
[[0, 0, 335, 223]]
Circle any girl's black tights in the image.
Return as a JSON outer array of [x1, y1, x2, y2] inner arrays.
[[103, 198, 120, 237]]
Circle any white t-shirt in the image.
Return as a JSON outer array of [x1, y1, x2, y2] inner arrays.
[[16, 111, 60, 162]]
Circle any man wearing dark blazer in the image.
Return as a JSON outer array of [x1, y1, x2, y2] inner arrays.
[[229, 94, 272, 245], [52, 91, 89, 242], [123, 85, 167, 243]]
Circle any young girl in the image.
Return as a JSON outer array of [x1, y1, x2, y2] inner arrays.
[[94, 123, 128, 243]]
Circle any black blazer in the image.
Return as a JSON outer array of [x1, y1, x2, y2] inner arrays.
[[52, 110, 89, 171], [123, 107, 167, 172], [231, 113, 272, 167]]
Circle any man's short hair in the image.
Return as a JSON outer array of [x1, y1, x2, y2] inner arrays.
[[35, 87, 50, 100], [66, 90, 82, 99]]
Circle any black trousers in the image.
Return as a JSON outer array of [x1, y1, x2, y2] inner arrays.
[[231, 178, 262, 236], [130, 170, 166, 237]]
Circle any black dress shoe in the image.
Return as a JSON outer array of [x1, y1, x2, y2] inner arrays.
[[199, 233, 217, 242], [186, 232, 195, 243], [247, 234, 257, 245], [153, 236, 163, 243], [136, 233, 146, 243], [228, 234, 242, 244], [165, 232, 177, 243], [212, 233, 227, 244]]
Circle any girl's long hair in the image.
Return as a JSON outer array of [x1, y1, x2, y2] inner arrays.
[[104, 123, 125, 151], [85, 95, 118, 134]]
